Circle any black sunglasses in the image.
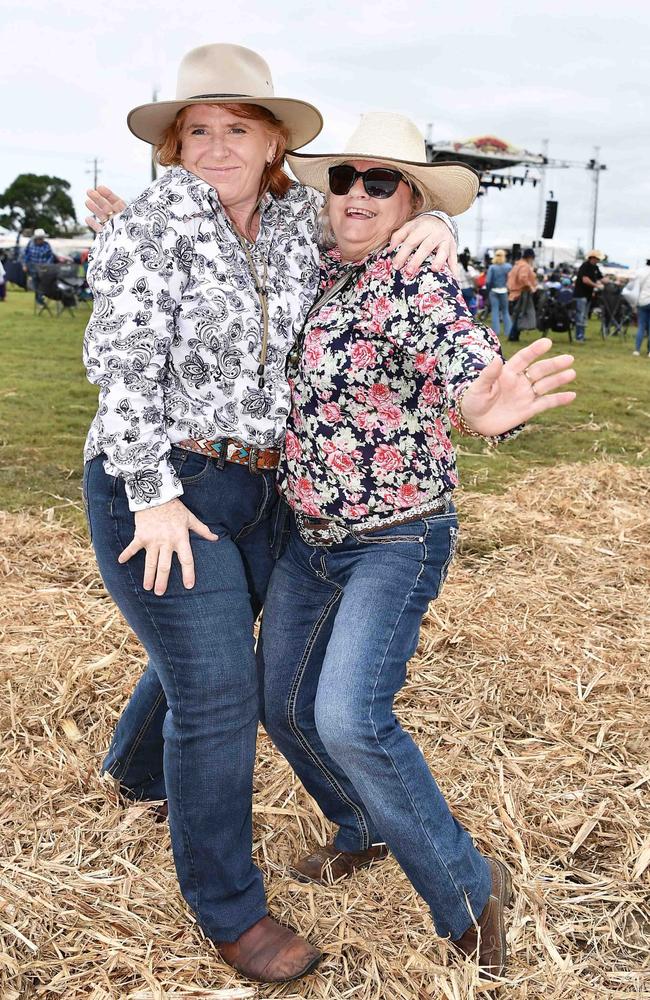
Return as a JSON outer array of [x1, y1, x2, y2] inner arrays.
[[328, 164, 407, 199]]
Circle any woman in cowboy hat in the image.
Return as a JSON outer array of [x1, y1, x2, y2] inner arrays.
[[260, 112, 576, 980], [83, 45, 458, 984]]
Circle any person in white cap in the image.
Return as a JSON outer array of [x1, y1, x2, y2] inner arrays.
[[82, 44, 458, 984], [23, 227, 55, 303], [260, 112, 576, 981]]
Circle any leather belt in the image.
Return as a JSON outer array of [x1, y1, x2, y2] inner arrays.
[[177, 436, 281, 474], [295, 499, 449, 547]]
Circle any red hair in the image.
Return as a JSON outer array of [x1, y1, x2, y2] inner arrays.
[[155, 102, 292, 200]]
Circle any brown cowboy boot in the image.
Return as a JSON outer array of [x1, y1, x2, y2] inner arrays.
[[450, 859, 513, 978], [291, 843, 389, 884], [217, 915, 321, 983]]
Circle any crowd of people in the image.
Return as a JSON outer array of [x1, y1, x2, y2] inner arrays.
[[3, 221, 648, 359], [456, 245, 649, 354]]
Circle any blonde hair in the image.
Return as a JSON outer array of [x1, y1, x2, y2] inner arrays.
[[155, 102, 292, 200], [493, 248, 507, 263], [318, 165, 439, 248]]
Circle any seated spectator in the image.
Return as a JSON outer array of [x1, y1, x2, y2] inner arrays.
[[23, 229, 55, 304]]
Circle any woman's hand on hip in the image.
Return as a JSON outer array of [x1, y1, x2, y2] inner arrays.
[[459, 337, 577, 437], [118, 499, 219, 596], [389, 216, 458, 277], [85, 185, 127, 233]]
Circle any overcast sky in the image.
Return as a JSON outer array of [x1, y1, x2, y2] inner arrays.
[[2, 0, 649, 265]]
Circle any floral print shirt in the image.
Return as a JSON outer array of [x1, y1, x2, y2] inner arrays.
[[83, 167, 322, 510], [278, 246, 509, 530]]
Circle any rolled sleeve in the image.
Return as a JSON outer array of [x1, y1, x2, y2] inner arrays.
[[393, 264, 523, 443]]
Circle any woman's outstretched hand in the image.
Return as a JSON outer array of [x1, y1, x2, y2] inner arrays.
[[459, 337, 577, 438], [389, 216, 458, 276], [85, 185, 127, 233], [119, 499, 219, 597]]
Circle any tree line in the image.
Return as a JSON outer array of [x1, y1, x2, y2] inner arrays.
[[0, 174, 79, 237]]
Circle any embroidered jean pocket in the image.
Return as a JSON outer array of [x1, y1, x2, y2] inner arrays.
[[439, 525, 459, 588]]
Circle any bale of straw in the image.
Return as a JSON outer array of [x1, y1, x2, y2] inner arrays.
[[1, 461, 648, 998]]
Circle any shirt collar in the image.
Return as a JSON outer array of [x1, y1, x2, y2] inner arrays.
[[167, 166, 278, 226], [322, 243, 385, 275]]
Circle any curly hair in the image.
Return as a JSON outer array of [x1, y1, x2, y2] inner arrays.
[[155, 102, 292, 200]]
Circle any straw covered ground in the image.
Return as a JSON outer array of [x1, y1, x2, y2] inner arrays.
[[1, 461, 649, 1000]]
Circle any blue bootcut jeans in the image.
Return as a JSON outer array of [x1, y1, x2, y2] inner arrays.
[[489, 289, 512, 337], [83, 449, 281, 942], [635, 303, 650, 353], [574, 295, 590, 340], [260, 508, 492, 941]]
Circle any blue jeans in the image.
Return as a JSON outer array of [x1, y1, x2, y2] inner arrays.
[[461, 286, 477, 315], [489, 290, 511, 337], [574, 296, 590, 339], [84, 450, 280, 941], [261, 510, 491, 941], [28, 266, 44, 304], [635, 304, 650, 353]]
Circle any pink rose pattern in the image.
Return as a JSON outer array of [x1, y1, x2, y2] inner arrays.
[[278, 245, 509, 530]]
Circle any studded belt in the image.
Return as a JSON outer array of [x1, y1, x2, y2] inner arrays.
[[176, 436, 281, 474], [294, 499, 449, 547]]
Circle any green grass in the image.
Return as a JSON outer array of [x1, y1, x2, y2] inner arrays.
[[1, 285, 648, 526]]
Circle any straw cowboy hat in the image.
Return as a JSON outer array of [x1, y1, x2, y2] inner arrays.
[[287, 112, 479, 216], [128, 43, 323, 151], [586, 249, 605, 260]]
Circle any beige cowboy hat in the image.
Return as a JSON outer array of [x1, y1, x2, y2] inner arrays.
[[287, 112, 479, 216], [586, 249, 605, 260], [127, 43, 323, 151]]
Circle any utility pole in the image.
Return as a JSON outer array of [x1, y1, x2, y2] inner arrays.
[[86, 157, 102, 189], [536, 139, 549, 238], [475, 193, 485, 258], [151, 87, 159, 183], [587, 146, 606, 248]]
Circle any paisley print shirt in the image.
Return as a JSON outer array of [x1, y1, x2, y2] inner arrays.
[[278, 246, 513, 531], [83, 167, 322, 510]]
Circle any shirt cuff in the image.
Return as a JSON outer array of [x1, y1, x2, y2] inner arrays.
[[123, 459, 183, 512], [449, 378, 525, 445], [425, 210, 458, 245]]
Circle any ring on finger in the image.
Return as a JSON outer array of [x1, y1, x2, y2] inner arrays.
[[520, 367, 539, 396]]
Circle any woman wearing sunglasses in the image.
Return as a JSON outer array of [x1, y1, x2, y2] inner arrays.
[[260, 112, 576, 980], [83, 45, 459, 985]]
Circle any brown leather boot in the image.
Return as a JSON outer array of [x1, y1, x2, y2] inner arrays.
[[450, 859, 513, 979], [291, 843, 389, 884], [217, 915, 321, 983]]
